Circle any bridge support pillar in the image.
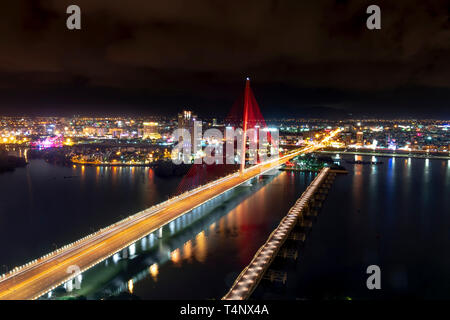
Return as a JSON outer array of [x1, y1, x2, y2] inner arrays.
[[158, 227, 163, 239], [65, 279, 73, 293], [148, 233, 155, 246], [121, 248, 128, 259], [241, 180, 252, 187]]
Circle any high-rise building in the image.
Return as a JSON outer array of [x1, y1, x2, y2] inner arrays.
[[109, 128, 124, 138], [178, 110, 196, 130], [178, 110, 200, 154], [341, 132, 352, 146], [143, 122, 161, 140], [356, 131, 364, 146]]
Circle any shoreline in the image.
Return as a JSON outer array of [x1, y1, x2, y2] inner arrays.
[[71, 162, 155, 168], [317, 149, 450, 160]]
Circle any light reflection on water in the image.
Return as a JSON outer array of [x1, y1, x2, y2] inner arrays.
[[258, 155, 450, 300]]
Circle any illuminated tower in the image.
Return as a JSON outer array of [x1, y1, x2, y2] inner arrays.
[[178, 110, 199, 155]]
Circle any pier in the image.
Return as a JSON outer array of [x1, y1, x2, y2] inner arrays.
[[222, 167, 336, 300]]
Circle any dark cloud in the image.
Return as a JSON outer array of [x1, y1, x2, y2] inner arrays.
[[0, 0, 448, 117]]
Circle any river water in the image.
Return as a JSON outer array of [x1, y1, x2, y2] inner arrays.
[[0, 159, 315, 299], [1, 154, 449, 299]]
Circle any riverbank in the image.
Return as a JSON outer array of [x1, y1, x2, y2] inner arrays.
[[71, 161, 153, 167], [280, 167, 348, 174], [318, 149, 450, 160]]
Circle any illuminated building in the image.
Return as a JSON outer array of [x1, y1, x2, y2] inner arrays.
[[108, 128, 124, 138], [341, 132, 352, 146], [143, 122, 161, 140], [356, 131, 363, 146], [178, 110, 200, 153], [178, 110, 196, 131]]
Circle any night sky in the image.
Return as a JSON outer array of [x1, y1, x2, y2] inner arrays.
[[0, 0, 448, 118]]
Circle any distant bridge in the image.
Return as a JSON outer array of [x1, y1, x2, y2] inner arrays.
[[223, 167, 334, 300]]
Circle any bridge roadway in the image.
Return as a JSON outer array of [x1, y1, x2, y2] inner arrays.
[[0, 130, 340, 300]]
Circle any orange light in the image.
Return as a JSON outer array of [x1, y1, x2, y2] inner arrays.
[[171, 249, 180, 264], [149, 263, 159, 281], [127, 279, 134, 294]]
